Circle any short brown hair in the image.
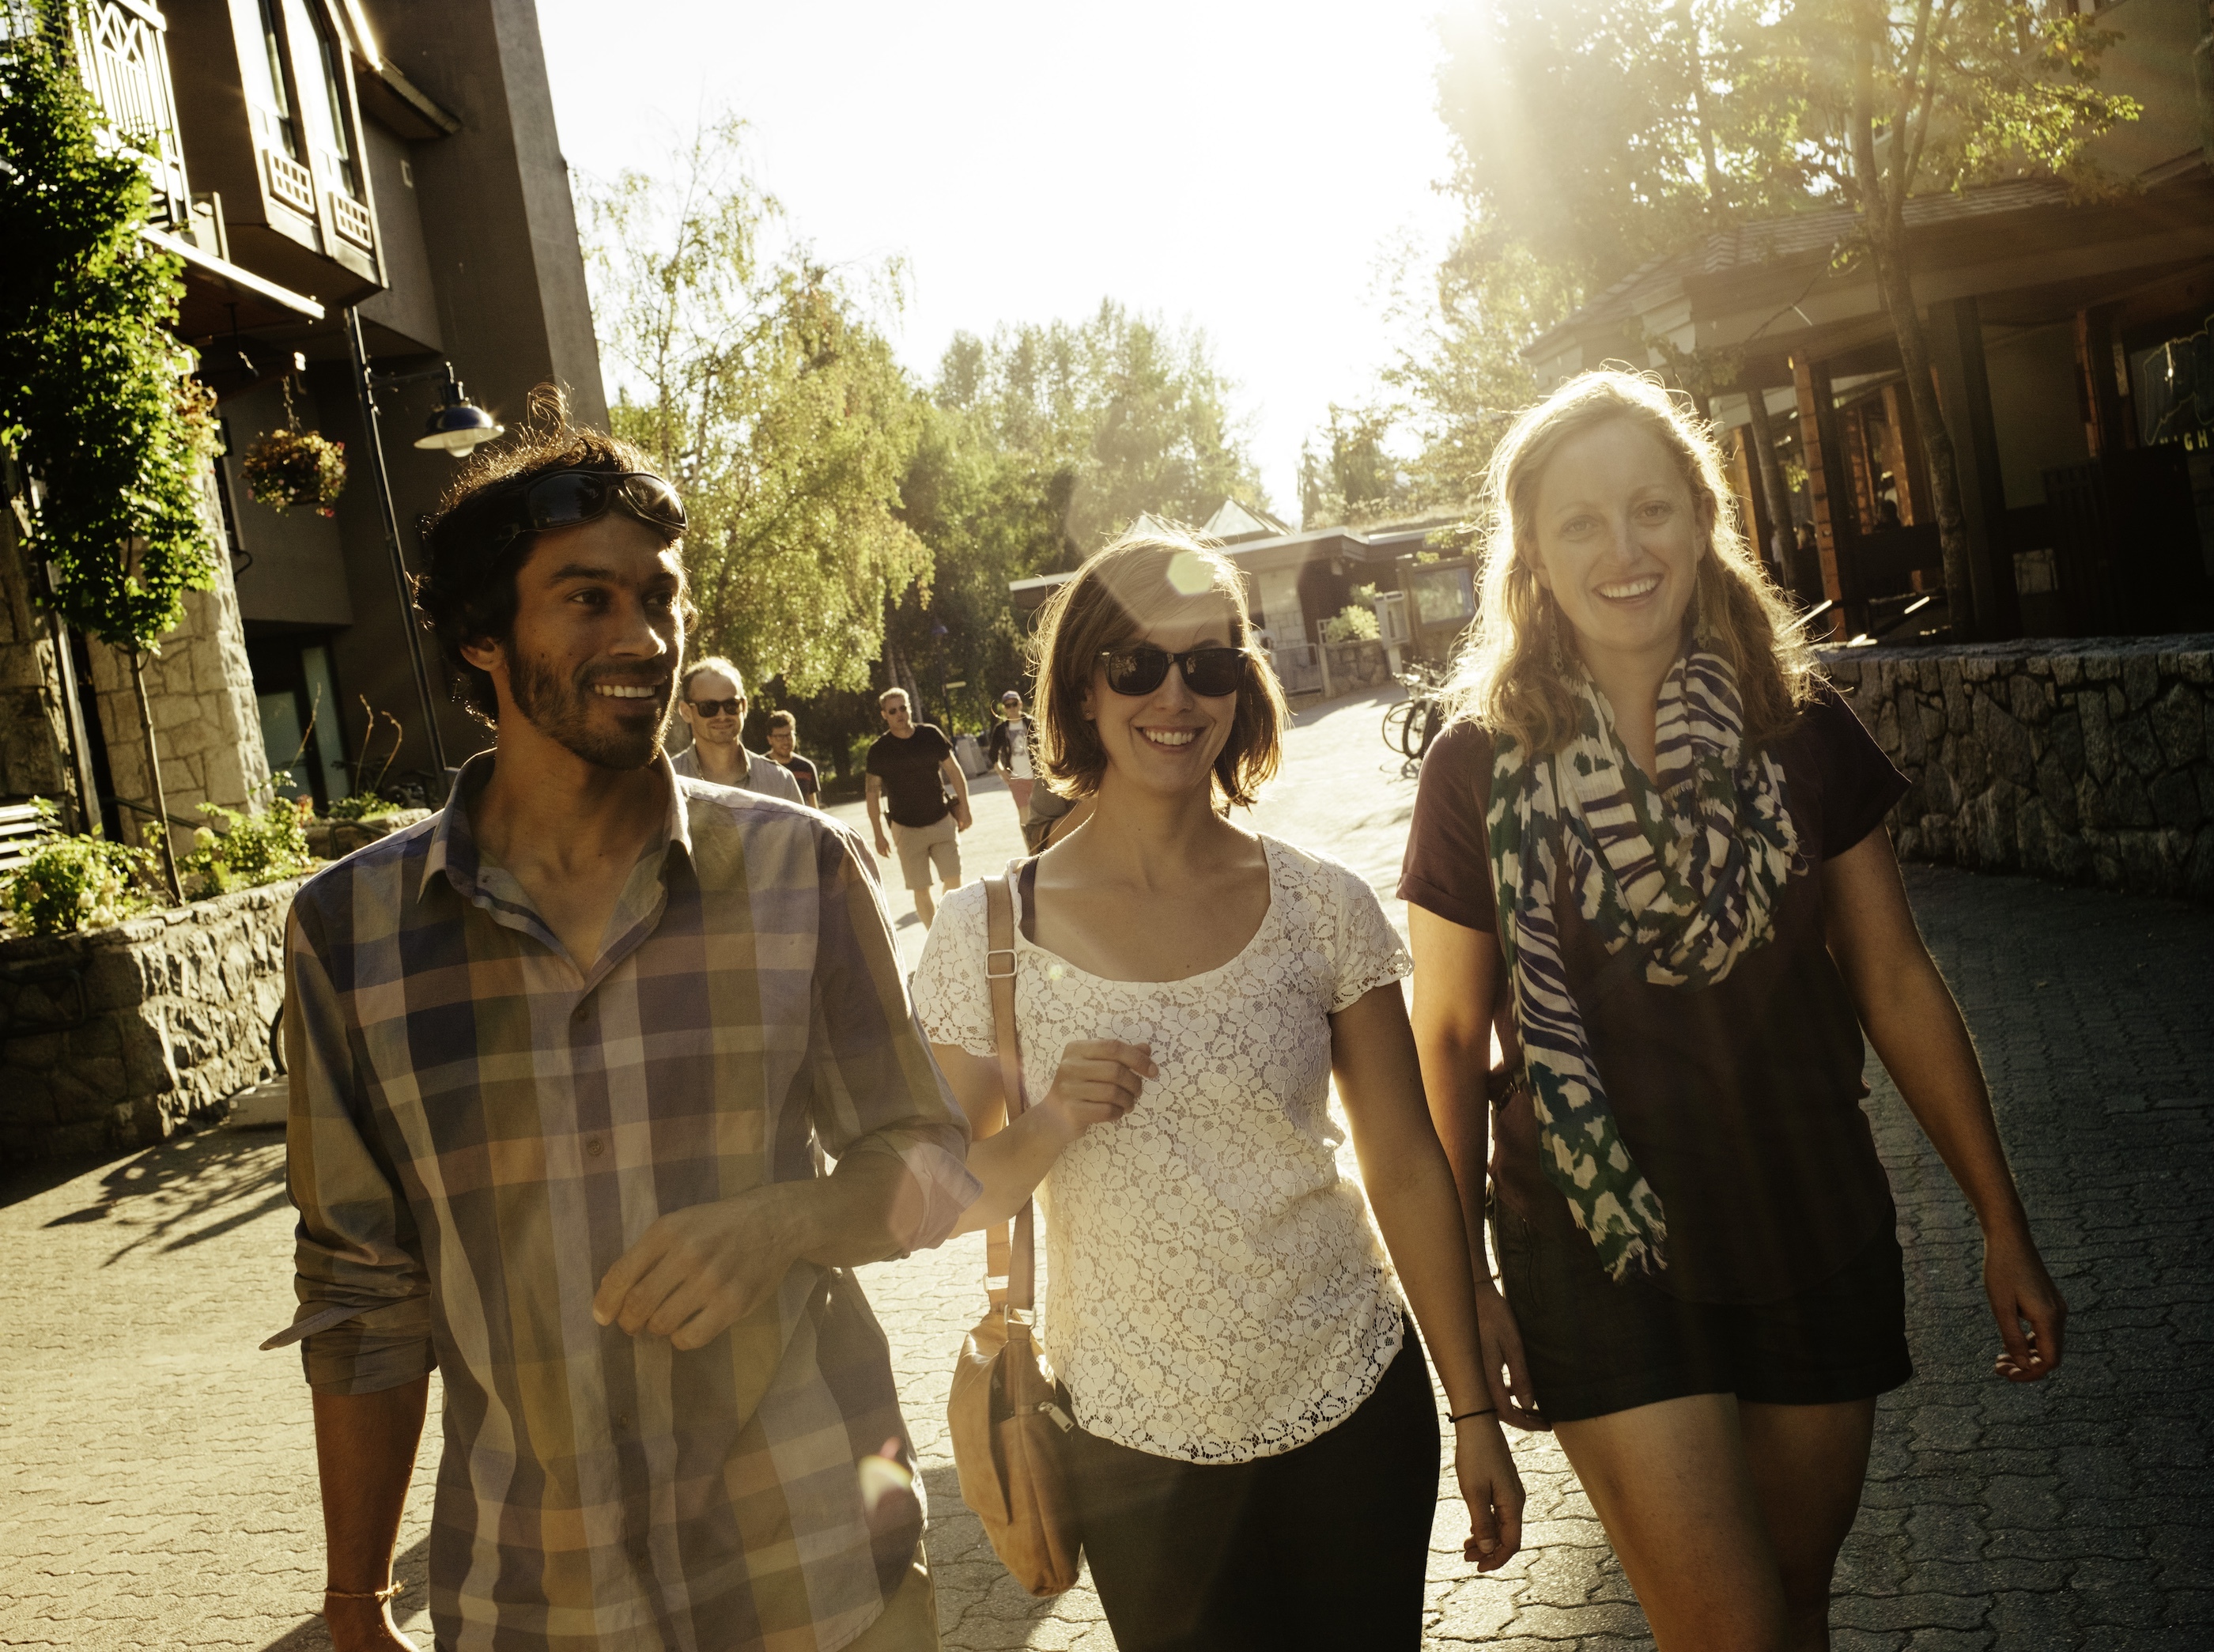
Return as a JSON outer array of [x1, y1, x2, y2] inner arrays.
[[765, 709, 795, 734], [414, 388, 686, 723], [680, 656, 742, 701], [1030, 527, 1286, 807]]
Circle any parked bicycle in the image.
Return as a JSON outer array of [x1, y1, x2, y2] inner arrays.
[[1381, 663, 1449, 763]]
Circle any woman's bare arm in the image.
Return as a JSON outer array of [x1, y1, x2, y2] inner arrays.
[[931, 1040, 1152, 1236], [1406, 905, 1544, 1429], [1822, 829, 2066, 1382], [1332, 982, 1523, 1568]]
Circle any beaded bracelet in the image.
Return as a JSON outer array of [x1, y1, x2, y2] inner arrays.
[[324, 1582, 405, 1604]]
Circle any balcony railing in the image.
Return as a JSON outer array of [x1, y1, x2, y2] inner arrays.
[[329, 187, 374, 251], [67, 0, 191, 232]]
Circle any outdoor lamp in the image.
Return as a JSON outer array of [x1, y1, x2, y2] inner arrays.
[[414, 372, 504, 453]]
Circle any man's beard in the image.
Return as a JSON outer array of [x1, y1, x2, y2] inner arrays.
[[508, 648, 670, 770]]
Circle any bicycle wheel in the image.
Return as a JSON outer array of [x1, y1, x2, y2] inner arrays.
[[1411, 697, 1445, 760], [1383, 699, 1421, 757]]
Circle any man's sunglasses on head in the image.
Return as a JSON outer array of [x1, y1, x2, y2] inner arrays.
[[483, 470, 686, 553], [689, 697, 743, 719], [1098, 645, 1249, 699]]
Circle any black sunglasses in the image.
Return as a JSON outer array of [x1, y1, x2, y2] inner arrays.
[[483, 470, 686, 553], [1098, 645, 1249, 698], [687, 697, 743, 718]]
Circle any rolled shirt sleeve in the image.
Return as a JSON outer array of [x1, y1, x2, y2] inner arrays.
[[804, 826, 978, 1250], [262, 901, 434, 1394]]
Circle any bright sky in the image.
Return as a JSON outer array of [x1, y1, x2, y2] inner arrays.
[[535, 0, 1466, 518]]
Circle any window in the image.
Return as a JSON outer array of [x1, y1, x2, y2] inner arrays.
[[290, 0, 361, 198], [245, 0, 300, 160]]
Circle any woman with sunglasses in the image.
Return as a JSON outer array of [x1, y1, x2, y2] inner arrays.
[[910, 530, 1517, 1651]]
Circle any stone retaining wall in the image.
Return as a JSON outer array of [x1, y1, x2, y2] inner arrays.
[[1822, 636, 2214, 902], [0, 877, 304, 1162]]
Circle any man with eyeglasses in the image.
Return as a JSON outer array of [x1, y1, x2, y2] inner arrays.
[[671, 656, 802, 802], [763, 709, 821, 808], [864, 687, 970, 928], [266, 422, 973, 1652]]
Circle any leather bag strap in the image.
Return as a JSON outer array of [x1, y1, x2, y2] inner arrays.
[[983, 866, 1036, 1314]]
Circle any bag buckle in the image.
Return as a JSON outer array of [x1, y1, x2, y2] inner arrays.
[[985, 946, 1017, 981]]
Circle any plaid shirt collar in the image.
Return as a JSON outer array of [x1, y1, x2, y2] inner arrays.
[[417, 748, 697, 973]]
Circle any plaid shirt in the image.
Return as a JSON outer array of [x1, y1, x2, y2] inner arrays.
[[267, 754, 975, 1652]]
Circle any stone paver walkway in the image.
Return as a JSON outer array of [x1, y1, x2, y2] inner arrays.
[[3, 687, 2208, 1649]]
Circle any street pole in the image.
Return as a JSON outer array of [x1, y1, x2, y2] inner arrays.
[[343, 305, 448, 778]]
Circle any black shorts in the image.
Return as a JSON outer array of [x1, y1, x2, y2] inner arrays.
[[1492, 1204, 1914, 1424]]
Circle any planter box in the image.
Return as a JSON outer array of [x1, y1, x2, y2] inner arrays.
[[1324, 638, 1395, 694], [0, 877, 304, 1164], [304, 807, 429, 860]]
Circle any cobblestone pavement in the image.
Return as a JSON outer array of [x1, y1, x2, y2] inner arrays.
[[4, 687, 2208, 1649]]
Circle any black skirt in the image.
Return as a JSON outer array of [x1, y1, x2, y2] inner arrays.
[[1492, 1204, 1914, 1424]]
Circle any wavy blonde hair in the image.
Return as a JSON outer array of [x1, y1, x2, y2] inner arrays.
[[1447, 369, 1819, 754]]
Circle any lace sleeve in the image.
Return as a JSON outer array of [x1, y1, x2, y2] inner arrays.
[[912, 883, 997, 1058], [1326, 862, 1413, 1013]]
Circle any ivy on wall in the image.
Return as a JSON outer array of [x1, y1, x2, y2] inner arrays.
[[0, 0, 218, 648], [0, 0, 222, 897]]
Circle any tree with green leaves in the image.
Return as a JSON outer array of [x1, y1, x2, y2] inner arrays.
[[1747, 0, 2139, 635], [1, 2, 222, 899], [936, 302, 1267, 554], [1298, 403, 1411, 530], [1426, 0, 2140, 633], [583, 119, 931, 697]]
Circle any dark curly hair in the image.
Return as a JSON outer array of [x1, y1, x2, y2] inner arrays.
[[413, 387, 688, 723]]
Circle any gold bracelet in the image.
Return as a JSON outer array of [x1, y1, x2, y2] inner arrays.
[[324, 1582, 404, 1603]]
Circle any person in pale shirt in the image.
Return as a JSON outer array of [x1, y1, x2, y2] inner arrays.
[[984, 689, 1037, 818], [670, 657, 802, 801], [910, 529, 1521, 1652]]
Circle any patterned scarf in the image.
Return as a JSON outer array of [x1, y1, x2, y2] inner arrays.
[[1487, 649, 1801, 1281]]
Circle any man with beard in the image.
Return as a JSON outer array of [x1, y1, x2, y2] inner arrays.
[[265, 418, 975, 1652]]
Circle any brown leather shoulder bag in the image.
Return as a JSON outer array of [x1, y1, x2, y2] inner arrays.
[[946, 865, 1082, 1595]]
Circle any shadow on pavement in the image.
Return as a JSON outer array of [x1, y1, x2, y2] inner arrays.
[[27, 1124, 289, 1266]]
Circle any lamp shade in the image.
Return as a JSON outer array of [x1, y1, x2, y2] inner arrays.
[[415, 378, 504, 453]]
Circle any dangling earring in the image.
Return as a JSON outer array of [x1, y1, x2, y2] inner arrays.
[[1546, 595, 1571, 678], [1691, 559, 1720, 649]]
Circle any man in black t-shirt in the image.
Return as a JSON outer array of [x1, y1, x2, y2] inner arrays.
[[763, 710, 820, 808], [864, 687, 971, 925]]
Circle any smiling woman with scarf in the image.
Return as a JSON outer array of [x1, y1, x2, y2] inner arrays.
[[1400, 370, 2066, 1650]]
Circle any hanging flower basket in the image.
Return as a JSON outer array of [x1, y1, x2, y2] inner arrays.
[[243, 425, 347, 516]]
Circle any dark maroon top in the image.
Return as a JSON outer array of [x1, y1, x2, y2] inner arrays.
[[1398, 682, 1910, 1303]]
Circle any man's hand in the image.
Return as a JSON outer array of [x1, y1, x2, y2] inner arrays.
[[954, 803, 973, 832], [593, 1189, 803, 1351], [873, 832, 893, 858]]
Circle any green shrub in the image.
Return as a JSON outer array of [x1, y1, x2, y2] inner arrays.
[[1320, 603, 1380, 645], [168, 795, 316, 900], [327, 792, 402, 822], [1, 800, 162, 936]]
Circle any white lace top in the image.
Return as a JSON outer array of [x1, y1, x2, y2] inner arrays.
[[913, 835, 1413, 1462]]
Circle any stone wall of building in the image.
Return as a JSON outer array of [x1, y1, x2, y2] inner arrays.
[[0, 877, 302, 1162], [1823, 637, 2214, 902], [86, 474, 271, 845]]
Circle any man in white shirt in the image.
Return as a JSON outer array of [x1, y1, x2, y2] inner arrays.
[[984, 689, 1037, 819], [670, 657, 803, 801]]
